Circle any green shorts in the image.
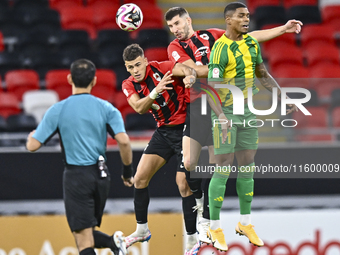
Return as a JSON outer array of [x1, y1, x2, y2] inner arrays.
[[212, 103, 258, 155]]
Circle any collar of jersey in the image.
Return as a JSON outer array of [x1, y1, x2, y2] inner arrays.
[[222, 33, 248, 44]]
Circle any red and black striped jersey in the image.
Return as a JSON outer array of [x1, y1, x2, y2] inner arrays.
[[122, 61, 187, 127], [167, 28, 225, 102]]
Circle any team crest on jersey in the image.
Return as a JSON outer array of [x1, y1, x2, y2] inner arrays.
[[199, 34, 209, 40], [153, 73, 161, 81], [172, 51, 180, 61], [194, 46, 210, 58]]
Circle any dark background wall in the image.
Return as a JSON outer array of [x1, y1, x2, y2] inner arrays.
[[1, 146, 339, 200]]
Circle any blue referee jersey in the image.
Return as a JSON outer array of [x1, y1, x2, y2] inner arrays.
[[33, 93, 126, 166]]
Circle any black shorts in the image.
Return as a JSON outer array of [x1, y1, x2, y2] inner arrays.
[[144, 124, 185, 172], [63, 164, 110, 232], [183, 99, 214, 147]]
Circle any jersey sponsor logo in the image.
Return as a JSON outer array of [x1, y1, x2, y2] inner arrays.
[[160, 101, 169, 107], [194, 46, 210, 58], [123, 88, 129, 97], [151, 103, 160, 110], [199, 33, 209, 40], [153, 73, 162, 81], [212, 68, 219, 78], [172, 51, 181, 61]]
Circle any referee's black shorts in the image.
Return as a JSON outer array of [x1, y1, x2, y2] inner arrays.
[[144, 124, 185, 172], [183, 99, 214, 147], [63, 164, 110, 232]]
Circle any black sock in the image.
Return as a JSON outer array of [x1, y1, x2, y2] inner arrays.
[[134, 187, 150, 224], [203, 178, 211, 219], [182, 194, 197, 235], [93, 230, 116, 251], [79, 247, 96, 255], [185, 170, 203, 199]]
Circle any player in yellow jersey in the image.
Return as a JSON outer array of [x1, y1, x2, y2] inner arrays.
[[206, 2, 297, 251]]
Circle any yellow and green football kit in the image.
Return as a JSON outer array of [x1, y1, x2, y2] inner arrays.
[[207, 33, 263, 219]]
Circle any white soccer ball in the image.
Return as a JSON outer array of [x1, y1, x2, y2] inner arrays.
[[116, 3, 143, 32]]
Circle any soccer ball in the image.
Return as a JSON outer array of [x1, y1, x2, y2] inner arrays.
[[116, 3, 143, 32]]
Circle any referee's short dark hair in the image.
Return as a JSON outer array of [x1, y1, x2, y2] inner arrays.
[[224, 2, 247, 18], [123, 44, 144, 62], [70, 59, 96, 88], [164, 7, 189, 21]]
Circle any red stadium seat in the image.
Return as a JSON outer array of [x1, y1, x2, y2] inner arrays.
[[144, 47, 169, 62], [283, 0, 317, 9], [310, 65, 340, 100], [91, 69, 117, 102], [0, 93, 21, 118], [272, 65, 310, 78], [300, 25, 335, 48], [123, 0, 157, 7], [111, 90, 130, 112], [332, 107, 340, 127], [314, 79, 340, 101], [247, 0, 281, 13], [262, 40, 297, 60], [262, 32, 296, 57], [45, 69, 71, 100], [322, 5, 340, 32], [5, 70, 40, 101], [139, 5, 164, 29], [296, 134, 333, 142], [272, 65, 310, 88], [267, 46, 303, 70], [305, 44, 340, 67], [293, 106, 328, 128], [310, 64, 340, 78], [93, 6, 120, 30], [60, 7, 97, 39], [87, 0, 120, 9], [49, 0, 83, 10], [120, 106, 136, 121]]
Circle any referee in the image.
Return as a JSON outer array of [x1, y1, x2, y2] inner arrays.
[[26, 59, 133, 255]]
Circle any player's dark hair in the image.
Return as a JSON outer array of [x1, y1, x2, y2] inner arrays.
[[70, 59, 96, 88], [224, 2, 247, 18], [123, 43, 144, 62], [164, 7, 188, 21]]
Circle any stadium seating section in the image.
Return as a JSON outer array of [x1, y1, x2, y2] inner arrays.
[[247, 0, 340, 142], [0, 0, 339, 143]]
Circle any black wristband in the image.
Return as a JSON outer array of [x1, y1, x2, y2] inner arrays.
[[122, 163, 133, 179]]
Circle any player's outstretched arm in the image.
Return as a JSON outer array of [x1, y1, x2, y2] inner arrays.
[[249, 19, 303, 43], [181, 59, 209, 78], [115, 132, 134, 187], [172, 62, 197, 88], [26, 130, 42, 152], [127, 71, 174, 114]]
